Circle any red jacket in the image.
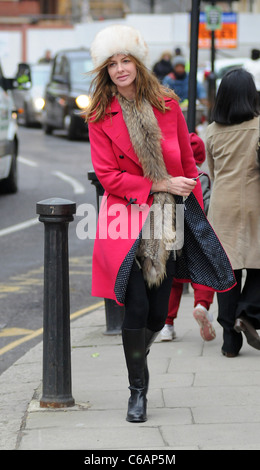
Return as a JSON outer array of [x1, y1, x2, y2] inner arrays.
[[89, 96, 203, 304]]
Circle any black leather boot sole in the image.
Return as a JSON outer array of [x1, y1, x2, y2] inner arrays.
[[234, 316, 260, 351]]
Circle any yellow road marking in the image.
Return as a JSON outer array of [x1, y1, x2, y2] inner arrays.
[[0, 256, 92, 299], [0, 286, 21, 293], [0, 328, 35, 337], [0, 327, 43, 356], [0, 300, 104, 357]]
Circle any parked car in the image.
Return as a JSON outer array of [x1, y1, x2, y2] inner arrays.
[[242, 59, 260, 92], [204, 57, 260, 92], [42, 48, 93, 139], [12, 63, 51, 126], [214, 57, 260, 89], [0, 62, 19, 193]]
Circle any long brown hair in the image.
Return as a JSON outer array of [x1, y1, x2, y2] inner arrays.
[[85, 55, 179, 123]]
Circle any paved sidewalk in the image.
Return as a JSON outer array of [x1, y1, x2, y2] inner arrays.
[[1, 289, 260, 451]]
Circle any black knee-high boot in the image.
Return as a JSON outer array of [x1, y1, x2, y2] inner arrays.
[[122, 328, 147, 423], [144, 328, 160, 394]]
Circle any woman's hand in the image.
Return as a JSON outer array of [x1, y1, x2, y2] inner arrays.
[[151, 176, 197, 197]]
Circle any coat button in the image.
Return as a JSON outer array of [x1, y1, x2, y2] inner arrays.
[[119, 155, 124, 159]]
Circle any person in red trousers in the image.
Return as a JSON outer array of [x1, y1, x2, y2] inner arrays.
[[160, 133, 216, 342]]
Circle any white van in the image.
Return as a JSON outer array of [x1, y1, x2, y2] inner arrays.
[[0, 62, 19, 193]]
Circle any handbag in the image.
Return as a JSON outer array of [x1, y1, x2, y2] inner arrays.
[[174, 193, 236, 293]]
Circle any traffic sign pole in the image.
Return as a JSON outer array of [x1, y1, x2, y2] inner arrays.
[[187, 0, 201, 133]]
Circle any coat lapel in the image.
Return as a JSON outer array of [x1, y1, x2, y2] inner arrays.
[[101, 96, 172, 168], [101, 97, 142, 167]]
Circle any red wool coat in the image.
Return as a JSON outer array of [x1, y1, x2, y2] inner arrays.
[[88, 96, 203, 305]]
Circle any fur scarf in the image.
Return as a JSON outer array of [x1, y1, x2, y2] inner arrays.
[[117, 94, 176, 287]]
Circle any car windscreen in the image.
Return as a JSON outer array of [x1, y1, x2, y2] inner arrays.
[[70, 58, 93, 87], [31, 67, 51, 86]]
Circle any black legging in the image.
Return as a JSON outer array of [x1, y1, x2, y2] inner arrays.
[[123, 255, 176, 332]]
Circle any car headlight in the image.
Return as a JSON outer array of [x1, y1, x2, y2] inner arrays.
[[34, 97, 45, 111], [75, 94, 91, 109]]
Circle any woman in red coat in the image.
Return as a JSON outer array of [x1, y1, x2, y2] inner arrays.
[[86, 25, 234, 423]]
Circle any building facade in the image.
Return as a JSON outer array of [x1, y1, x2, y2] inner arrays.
[[1, 0, 260, 25]]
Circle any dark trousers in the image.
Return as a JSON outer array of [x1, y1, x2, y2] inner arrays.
[[217, 268, 260, 353], [123, 255, 176, 332]]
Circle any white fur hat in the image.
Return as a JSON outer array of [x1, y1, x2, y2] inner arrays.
[[90, 24, 149, 68]]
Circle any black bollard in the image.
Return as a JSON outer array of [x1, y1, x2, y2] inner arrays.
[[36, 197, 76, 408], [88, 171, 125, 335], [103, 299, 125, 336]]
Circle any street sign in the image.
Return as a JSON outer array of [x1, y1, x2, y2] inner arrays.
[[205, 5, 222, 31], [198, 12, 237, 49]]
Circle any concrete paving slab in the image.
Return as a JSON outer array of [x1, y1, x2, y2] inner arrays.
[[2, 291, 260, 451]]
